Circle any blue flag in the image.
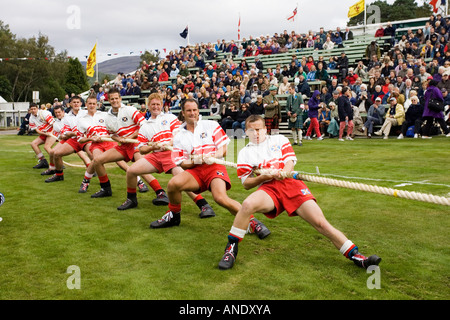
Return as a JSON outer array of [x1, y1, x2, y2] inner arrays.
[[180, 27, 188, 39]]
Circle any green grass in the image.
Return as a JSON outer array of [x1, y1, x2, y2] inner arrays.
[[0, 134, 449, 300]]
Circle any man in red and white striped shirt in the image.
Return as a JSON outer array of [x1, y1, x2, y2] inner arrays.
[[44, 96, 92, 183], [218, 114, 381, 270], [149, 99, 271, 239], [90, 88, 162, 200], [117, 93, 215, 218], [29, 103, 57, 169]]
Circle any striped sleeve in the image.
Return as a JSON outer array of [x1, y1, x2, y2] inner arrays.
[[132, 109, 145, 126], [237, 148, 253, 184], [137, 128, 150, 149], [211, 122, 229, 149], [44, 111, 55, 126], [280, 136, 297, 165]]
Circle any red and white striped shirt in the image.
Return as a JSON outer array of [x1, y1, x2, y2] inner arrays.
[[137, 113, 180, 151], [29, 110, 54, 133], [76, 111, 110, 142], [105, 104, 144, 137], [237, 134, 297, 184], [52, 116, 66, 139], [172, 119, 229, 165], [60, 109, 87, 141]]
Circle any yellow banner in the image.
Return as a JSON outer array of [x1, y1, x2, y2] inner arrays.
[[348, 0, 365, 18], [86, 43, 97, 77]]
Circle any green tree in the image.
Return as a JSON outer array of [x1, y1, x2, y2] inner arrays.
[[63, 57, 90, 96], [348, 0, 433, 26]]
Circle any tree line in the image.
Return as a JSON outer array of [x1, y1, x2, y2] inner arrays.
[[0, 21, 89, 103]]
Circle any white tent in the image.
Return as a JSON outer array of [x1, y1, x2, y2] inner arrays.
[[0, 96, 7, 103]]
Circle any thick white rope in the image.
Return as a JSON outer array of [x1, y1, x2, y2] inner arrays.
[[204, 157, 450, 207]]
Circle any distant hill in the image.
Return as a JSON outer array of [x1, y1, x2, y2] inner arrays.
[[81, 55, 141, 77]]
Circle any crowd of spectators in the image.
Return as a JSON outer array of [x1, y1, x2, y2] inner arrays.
[[82, 13, 450, 139]]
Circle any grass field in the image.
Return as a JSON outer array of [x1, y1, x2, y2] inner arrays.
[[0, 133, 449, 301]]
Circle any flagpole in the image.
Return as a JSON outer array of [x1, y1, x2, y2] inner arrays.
[[364, 0, 367, 35], [95, 38, 98, 83], [187, 23, 190, 47]]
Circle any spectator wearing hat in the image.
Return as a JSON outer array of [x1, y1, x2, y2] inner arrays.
[[375, 97, 405, 139], [437, 70, 450, 92], [262, 86, 281, 134], [363, 96, 385, 138]]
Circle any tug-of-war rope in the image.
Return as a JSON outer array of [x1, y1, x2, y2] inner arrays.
[[57, 137, 449, 207], [205, 157, 450, 207]]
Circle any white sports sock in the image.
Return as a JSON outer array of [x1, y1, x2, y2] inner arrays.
[[339, 240, 355, 256]]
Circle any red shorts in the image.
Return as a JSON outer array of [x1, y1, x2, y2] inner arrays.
[[115, 143, 138, 162], [145, 150, 177, 174], [89, 141, 117, 153], [187, 163, 231, 194], [65, 138, 88, 153], [258, 178, 316, 219], [39, 134, 47, 141]]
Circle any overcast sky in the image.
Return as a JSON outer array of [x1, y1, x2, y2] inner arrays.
[[1, 0, 399, 63]]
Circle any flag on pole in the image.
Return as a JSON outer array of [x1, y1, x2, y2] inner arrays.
[[180, 26, 188, 39], [86, 43, 96, 78], [430, 0, 443, 13], [348, 0, 365, 18], [287, 7, 297, 21], [238, 14, 241, 40]]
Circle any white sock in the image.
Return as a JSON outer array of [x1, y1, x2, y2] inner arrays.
[[339, 240, 355, 256]]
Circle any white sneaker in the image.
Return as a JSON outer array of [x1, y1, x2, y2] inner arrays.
[[338, 138, 345, 141], [346, 136, 353, 140], [304, 136, 312, 140], [383, 135, 389, 139], [374, 130, 382, 136], [422, 136, 432, 139], [446, 133, 450, 137], [317, 136, 324, 140], [414, 133, 418, 139], [397, 134, 404, 139]]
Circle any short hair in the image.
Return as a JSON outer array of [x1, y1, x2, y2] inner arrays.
[[181, 98, 199, 112], [245, 114, 265, 129], [108, 87, 121, 96], [70, 95, 82, 102], [53, 104, 64, 112], [86, 94, 97, 102], [148, 92, 163, 104], [29, 103, 38, 109]]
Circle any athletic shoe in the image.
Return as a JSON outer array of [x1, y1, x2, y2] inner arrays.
[[338, 138, 345, 141], [298, 141, 303, 146], [117, 198, 138, 210], [91, 188, 112, 198], [152, 191, 169, 206], [150, 210, 180, 228], [78, 181, 90, 193], [45, 174, 64, 183], [383, 135, 389, 140], [397, 134, 404, 139], [33, 159, 49, 169], [41, 168, 55, 176], [351, 250, 382, 269], [199, 204, 216, 218], [218, 242, 238, 270], [346, 136, 353, 141], [374, 130, 382, 136], [317, 136, 324, 141], [367, 134, 372, 138], [422, 136, 432, 139], [249, 218, 271, 239], [446, 133, 450, 137], [304, 136, 312, 140], [137, 180, 149, 193], [414, 133, 419, 139]]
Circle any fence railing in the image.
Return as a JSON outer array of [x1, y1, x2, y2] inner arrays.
[[0, 110, 28, 128]]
